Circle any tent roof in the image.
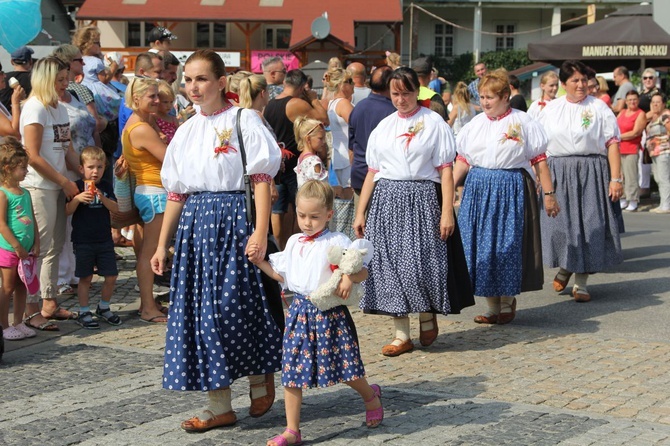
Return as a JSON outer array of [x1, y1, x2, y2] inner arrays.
[[528, 6, 670, 71], [77, 0, 402, 51]]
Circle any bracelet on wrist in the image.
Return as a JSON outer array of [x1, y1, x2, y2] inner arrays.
[[610, 177, 623, 183], [544, 190, 556, 196]]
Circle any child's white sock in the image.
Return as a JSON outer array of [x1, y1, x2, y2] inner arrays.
[[419, 312, 435, 331], [202, 388, 232, 419], [500, 296, 515, 313]]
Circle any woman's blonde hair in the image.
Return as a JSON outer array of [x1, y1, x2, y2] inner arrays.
[[451, 81, 471, 110], [157, 80, 175, 102], [328, 57, 343, 71], [323, 68, 352, 93], [125, 77, 159, 112], [540, 71, 559, 86], [30, 56, 69, 107], [51, 44, 81, 65], [226, 70, 252, 96], [385, 52, 401, 69], [72, 25, 101, 56], [596, 76, 609, 92], [294, 116, 325, 152], [296, 179, 334, 211], [0, 136, 29, 183], [479, 69, 511, 100], [238, 74, 267, 109]]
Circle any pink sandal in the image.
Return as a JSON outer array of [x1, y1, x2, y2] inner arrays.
[[267, 428, 303, 446], [365, 384, 384, 428]]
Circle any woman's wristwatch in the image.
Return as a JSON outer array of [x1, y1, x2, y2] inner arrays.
[[544, 190, 556, 196]]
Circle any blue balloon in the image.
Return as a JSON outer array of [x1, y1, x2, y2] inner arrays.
[[0, 0, 42, 53]]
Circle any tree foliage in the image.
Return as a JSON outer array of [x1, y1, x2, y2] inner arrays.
[[432, 49, 532, 87]]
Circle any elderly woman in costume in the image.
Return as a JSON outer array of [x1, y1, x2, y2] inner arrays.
[[454, 69, 557, 324], [537, 60, 623, 302]]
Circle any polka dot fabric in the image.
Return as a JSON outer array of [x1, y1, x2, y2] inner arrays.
[[361, 179, 451, 316], [458, 167, 525, 297], [541, 155, 623, 273], [163, 192, 282, 392], [282, 294, 365, 389]]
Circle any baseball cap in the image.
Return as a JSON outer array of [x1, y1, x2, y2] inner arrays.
[[11, 46, 34, 64], [147, 27, 177, 44], [412, 57, 432, 75], [18, 255, 40, 295]]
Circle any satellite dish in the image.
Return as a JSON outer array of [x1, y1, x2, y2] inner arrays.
[[311, 16, 331, 40]]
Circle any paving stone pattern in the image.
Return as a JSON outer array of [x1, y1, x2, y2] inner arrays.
[[2, 247, 670, 444]]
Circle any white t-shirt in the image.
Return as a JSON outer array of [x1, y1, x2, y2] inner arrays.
[[20, 97, 71, 190]]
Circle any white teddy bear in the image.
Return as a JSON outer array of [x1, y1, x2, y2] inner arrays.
[[309, 245, 368, 311]]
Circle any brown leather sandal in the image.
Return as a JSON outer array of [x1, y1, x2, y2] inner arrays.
[[381, 338, 414, 357], [419, 314, 439, 347], [249, 373, 275, 418], [180, 410, 237, 432]]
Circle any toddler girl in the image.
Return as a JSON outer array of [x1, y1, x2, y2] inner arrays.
[[0, 137, 39, 340], [293, 117, 329, 188], [155, 80, 179, 144], [248, 180, 382, 446]]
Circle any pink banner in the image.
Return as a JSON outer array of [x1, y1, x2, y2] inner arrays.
[[251, 51, 300, 73]]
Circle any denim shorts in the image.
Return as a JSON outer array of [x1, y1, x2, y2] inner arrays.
[[272, 174, 298, 214], [74, 241, 119, 278], [134, 189, 167, 223]]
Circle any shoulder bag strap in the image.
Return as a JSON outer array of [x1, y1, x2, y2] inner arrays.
[[236, 108, 255, 225]]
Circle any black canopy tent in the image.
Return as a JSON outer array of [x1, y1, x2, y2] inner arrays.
[[528, 4, 670, 72]]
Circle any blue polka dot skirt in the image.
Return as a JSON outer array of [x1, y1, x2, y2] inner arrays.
[[163, 192, 282, 392], [458, 167, 525, 297], [361, 179, 452, 316], [282, 294, 365, 389]]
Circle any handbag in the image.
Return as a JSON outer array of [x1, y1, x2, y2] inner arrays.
[[111, 155, 143, 229], [236, 108, 285, 331]]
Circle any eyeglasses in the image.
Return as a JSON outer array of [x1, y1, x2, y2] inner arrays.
[[270, 69, 286, 75], [72, 58, 84, 63], [643, 76, 655, 80]]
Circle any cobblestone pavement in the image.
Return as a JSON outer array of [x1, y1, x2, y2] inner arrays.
[[2, 209, 670, 445]]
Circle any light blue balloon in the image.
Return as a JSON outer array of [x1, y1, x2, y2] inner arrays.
[[0, 0, 42, 53]]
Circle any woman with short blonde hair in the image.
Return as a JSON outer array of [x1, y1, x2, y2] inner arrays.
[[21, 57, 82, 331]]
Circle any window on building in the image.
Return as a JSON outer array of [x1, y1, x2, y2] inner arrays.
[[196, 22, 228, 48], [264, 25, 291, 49], [127, 22, 156, 47], [434, 23, 453, 57], [495, 24, 515, 51]]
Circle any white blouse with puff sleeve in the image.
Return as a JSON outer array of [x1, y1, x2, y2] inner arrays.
[[269, 232, 374, 297], [366, 107, 456, 183], [456, 108, 548, 171], [537, 95, 620, 157], [161, 106, 281, 193]]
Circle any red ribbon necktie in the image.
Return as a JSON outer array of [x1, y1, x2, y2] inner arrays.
[[298, 228, 329, 254]]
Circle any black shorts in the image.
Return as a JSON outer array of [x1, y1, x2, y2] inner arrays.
[[74, 241, 119, 278]]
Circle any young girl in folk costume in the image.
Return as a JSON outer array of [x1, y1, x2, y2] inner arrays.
[[0, 137, 39, 340], [155, 80, 179, 144], [248, 180, 383, 446], [293, 117, 328, 187], [526, 71, 559, 120]]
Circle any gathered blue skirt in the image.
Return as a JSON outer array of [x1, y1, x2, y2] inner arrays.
[[282, 294, 365, 389], [163, 191, 282, 392], [458, 167, 525, 297]]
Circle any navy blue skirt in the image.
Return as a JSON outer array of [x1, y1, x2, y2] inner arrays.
[[282, 294, 365, 389], [458, 168, 526, 297], [163, 192, 282, 392]]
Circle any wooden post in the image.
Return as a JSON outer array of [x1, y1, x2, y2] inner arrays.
[[587, 4, 596, 24]]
